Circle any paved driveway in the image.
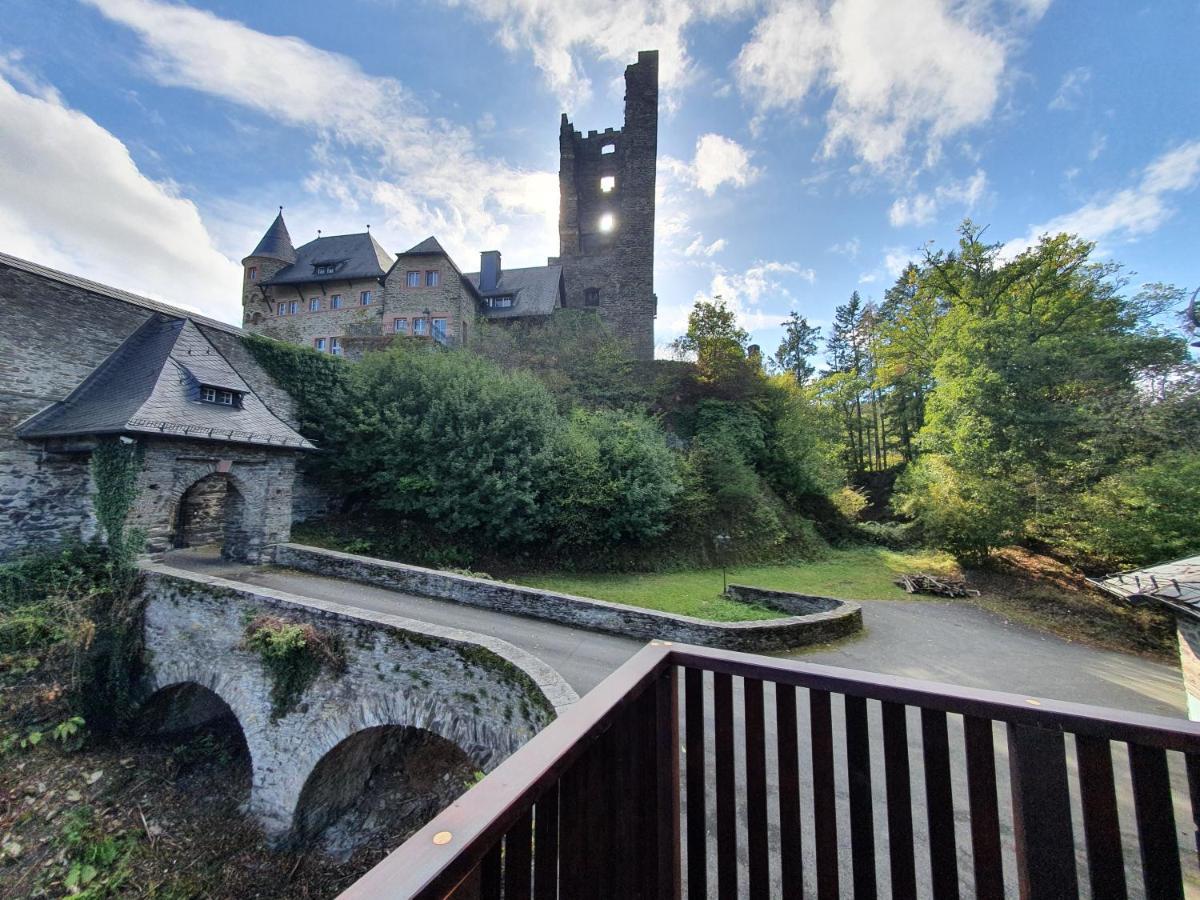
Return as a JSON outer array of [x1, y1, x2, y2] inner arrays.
[[163, 549, 1183, 716]]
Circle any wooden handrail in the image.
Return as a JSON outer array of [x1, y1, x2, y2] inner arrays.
[[339, 641, 1200, 899]]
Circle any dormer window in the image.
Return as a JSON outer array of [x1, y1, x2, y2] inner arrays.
[[200, 385, 241, 407], [486, 295, 514, 309], [313, 260, 342, 276]]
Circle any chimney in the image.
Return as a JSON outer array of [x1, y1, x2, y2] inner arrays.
[[480, 250, 502, 292]]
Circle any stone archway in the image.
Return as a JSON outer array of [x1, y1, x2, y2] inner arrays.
[[290, 725, 476, 854], [172, 472, 247, 557]]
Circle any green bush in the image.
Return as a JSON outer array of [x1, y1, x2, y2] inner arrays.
[[334, 346, 560, 543], [1043, 451, 1200, 570], [544, 408, 682, 549], [243, 616, 345, 721]]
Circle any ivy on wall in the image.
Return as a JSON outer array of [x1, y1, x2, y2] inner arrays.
[[242, 615, 346, 721]]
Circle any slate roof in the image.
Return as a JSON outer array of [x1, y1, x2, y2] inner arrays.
[[248, 211, 296, 263], [0, 252, 240, 335], [465, 265, 564, 319], [18, 315, 313, 449], [403, 236, 447, 255], [264, 232, 393, 286], [1093, 556, 1200, 620]]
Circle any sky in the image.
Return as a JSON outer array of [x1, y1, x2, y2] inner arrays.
[[2, 0, 1198, 358]]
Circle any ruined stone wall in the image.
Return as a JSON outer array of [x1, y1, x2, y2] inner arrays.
[[558, 51, 658, 359], [138, 563, 576, 835], [0, 260, 306, 559]]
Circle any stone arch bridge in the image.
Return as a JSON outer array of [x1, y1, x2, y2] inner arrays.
[[135, 563, 577, 838]]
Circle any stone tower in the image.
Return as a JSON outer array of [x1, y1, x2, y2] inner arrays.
[[241, 210, 295, 327], [558, 50, 658, 360]]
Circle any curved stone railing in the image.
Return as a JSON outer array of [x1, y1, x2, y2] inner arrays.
[[275, 544, 862, 653]]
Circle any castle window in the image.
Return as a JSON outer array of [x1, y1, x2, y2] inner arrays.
[[601, 143, 615, 154], [314, 337, 326, 352], [200, 386, 239, 406], [600, 176, 615, 192], [585, 288, 600, 307], [598, 213, 615, 233], [432, 317, 448, 342], [360, 290, 372, 305], [394, 318, 409, 334], [248, 266, 258, 281], [287, 300, 299, 315], [309, 297, 320, 312], [425, 270, 439, 287], [487, 295, 514, 309], [413, 318, 428, 336], [406, 270, 421, 288], [331, 294, 343, 309], [330, 338, 342, 356], [277, 304, 287, 317]]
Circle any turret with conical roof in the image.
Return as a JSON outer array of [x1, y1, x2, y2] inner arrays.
[[241, 209, 295, 326]]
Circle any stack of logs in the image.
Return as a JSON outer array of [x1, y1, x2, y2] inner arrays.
[[894, 573, 981, 598]]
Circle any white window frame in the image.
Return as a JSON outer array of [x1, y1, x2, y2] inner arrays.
[[394, 318, 409, 334], [314, 337, 326, 352], [425, 270, 439, 287], [413, 318, 428, 336], [432, 317, 448, 340], [309, 297, 320, 312], [331, 294, 343, 309], [330, 337, 342, 356], [360, 290, 372, 306], [406, 270, 421, 288], [201, 386, 217, 403]]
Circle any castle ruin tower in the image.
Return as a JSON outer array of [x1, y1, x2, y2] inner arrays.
[[558, 50, 658, 359], [241, 210, 295, 327]]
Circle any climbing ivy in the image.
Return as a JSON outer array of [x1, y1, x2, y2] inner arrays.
[[240, 334, 350, 451], [77, 438, 147, 732], [242, 615, 345, 721]]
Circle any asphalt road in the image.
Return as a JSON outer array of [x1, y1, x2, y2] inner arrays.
[[163, 549, 1184, 716]]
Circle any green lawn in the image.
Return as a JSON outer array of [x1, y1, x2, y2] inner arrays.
[[514, 547, 961, 622]]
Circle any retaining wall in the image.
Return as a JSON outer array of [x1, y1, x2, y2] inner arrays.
[[275, 544, 862, 652]]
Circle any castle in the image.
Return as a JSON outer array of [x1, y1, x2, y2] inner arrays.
[[242, 51, 659, 360]]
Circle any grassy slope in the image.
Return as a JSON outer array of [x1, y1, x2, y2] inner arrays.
[[515, 547, 961, 620]]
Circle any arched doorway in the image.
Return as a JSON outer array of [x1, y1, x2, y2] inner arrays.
[[172, 473, 248, 560], [291, 726, 476, 856], [134, 682, 253, 805]]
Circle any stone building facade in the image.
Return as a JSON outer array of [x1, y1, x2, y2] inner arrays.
[[0, 253, 312, 563], [240, 51, 658, 359], [556, 50, 659, 360]]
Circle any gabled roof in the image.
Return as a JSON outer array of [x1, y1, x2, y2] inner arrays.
[[465, 265, 563, 319], [264, 232, 392, 286], [248, 211, 296, 263], [0, 252, 240, 335], [1093, 555, 1200, 620], [403, 236, 447, 255], [18, 315, 313, 449]]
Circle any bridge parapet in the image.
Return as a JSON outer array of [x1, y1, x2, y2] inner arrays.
[[135, 563, 577, 837]]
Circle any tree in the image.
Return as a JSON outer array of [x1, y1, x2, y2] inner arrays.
[[670, 296, 758, 391], [774, 312, 821, 384]]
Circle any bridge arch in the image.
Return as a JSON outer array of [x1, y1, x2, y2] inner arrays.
[[291, 724, 475, 851]]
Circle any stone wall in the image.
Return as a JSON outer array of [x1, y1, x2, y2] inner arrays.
[[247, 276, 385, 353], [276, 544, 863, 652], [138, 562, 577, 835], [557, 51, 658, 359], [380, 251, 476, 347], [174, 473, 228, 548], [129, 439, 300, 562], [0, 258, 308, 560]]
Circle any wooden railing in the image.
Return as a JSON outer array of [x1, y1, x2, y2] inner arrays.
[[339, 642, 1200, 899]]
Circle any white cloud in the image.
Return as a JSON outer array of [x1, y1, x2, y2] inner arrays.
[[1049, 66, 1090, 111], [734, 0, 1033, 171], [1088, 132, 1107, 161], [84, 0, 560, 268], [440, 0, 756, 106], [889, 168, 988, 227], [0, 67, 240, 321], [1007, 140, 1200, 254], [858, 272, 878, 284], [828, 237, 860, 258], [884, 247, 913, 278], [662, 133, 762, 195], [685, 235, 727, 257]]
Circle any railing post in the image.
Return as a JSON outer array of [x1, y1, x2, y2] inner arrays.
[[656, 661, 682, 900], [1007, 723, 1079, 899]]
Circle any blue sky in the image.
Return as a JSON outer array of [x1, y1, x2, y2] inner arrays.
[[2, 0, 1198, 358]]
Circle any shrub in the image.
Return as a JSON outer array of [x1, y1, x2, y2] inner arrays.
[[1043, 451, 1200, 570], [545, 409, 682, 549], [243, 616, 345, 721], [830, 486, 869, 521]]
